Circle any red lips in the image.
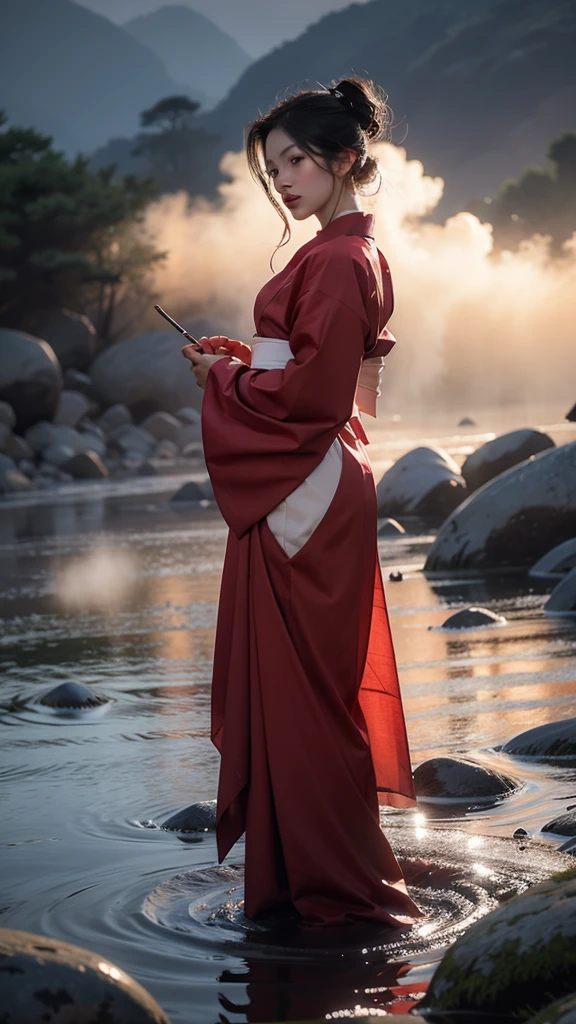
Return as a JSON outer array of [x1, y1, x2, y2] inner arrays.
[[283, 195, 300, 205]]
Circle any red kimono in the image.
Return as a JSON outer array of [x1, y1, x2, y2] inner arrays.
[[202, 210, 422, 928]]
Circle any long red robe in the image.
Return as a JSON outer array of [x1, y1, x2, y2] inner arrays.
[[202, 211, 422, 928]]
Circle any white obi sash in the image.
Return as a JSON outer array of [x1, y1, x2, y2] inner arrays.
[[250, 337, 385, 417], [250, 336, 382, 558]]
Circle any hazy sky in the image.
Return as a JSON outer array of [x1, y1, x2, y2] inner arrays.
[[76, 0, 373, 58]]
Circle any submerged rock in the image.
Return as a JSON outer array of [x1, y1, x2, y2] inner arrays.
[[161, 800, 217, 832], [542, 814, 576, 838], [438, 607, 507, 629], [462, 428, 555, 492], [501, 717, 576, 759], [39, 681, 107, 708], [530, 538, 576, 580], [378, 517, 405, 536], [0, 928, 171, 1023], [413, 756, 519, 804], [546, 566, 576, 615], [420, 867, 576, 1018], [170, 481, 204, 503], [376, 446, 466, 520], [0, 329, 63, 431], [424, 441, 576, 575]]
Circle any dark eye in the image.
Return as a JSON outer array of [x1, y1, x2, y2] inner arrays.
[[267, 155, 303, 178]]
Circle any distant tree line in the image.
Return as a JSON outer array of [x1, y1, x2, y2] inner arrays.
[[0, 95, 221, 345], [91, 94, 222, 197], [468, 132, 576, 255]]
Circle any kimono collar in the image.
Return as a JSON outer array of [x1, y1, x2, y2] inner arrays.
[[315, 210, 375, 241]]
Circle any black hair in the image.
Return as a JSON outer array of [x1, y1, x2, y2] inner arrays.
[[244, 75, 393, 270]]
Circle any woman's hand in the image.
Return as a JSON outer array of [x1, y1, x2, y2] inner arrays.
[[198, 335, 252, 366], [181, 345, 229, 389]]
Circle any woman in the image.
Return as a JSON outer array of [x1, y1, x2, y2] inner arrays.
[[183, 76, 423, 929]]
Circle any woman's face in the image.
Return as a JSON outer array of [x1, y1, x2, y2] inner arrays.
[[264, 125, 354, 223]]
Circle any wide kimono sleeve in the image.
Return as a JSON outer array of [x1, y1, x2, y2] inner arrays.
[[201, 247, 371, 538]]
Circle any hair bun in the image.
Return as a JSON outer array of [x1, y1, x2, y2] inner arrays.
[[329, 78, 385, 139]]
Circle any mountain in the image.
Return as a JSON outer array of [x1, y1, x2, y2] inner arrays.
[[0, 0, 207, 155], [190, 0, 575, 215], [123, 5, 253, 109]]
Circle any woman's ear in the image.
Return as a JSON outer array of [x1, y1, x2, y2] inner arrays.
[[334, 148, 358, 178]]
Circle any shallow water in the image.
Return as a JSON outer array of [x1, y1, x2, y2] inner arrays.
[[1, 404, 575, 1023]]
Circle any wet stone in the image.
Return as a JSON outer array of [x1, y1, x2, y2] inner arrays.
[[0, 928, 171, 1023], [501, 717, 576, 760], [414, 756, 519, 804], [439, 607, 507, 629], [378, 517, 406, 536], [546, 566, 576, 614], [542, 813, 576, 838], [170, 481, 204, 503], [420, 868, 576, 1019], [39, 681, 107, 708], [161, 800, 217, 832]]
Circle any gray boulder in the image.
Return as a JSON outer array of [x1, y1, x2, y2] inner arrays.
[[139, 411, 182, 443], [0, 467, 34, 494], [0, 329, 62, 430], [0, 928, 171, 1022], [175, 406, 201, 425], [61, 451, 108, 479], [90, 331, 202, 419], [107, 425, 155, 457], [161, 800, 217, 832], [43, 443, 77, 468], [53, 388, 91, 428], [170, 481, 204, 503], [462, 428, 555, 491], [40, 682, 107, 708], [414, 755, 519, 804], [2, 432, 34, 462], [546, 566, 576, 615], [98, 403, 133, 434], [0, 400, 16, 430], [542, 813, 576, 838], [25, 307, 97, 371], [77, 429, 107, 458], [378, 517, 406, 536], [25, 421, 90, 456], [530, 538, 576, 580], [376, 447, 466, 520], [154, 439, 179, 459], [176, 421, 202, 448], [424, 442, 576, 575], [438, 607, 506, 629], [501, 717, 576, 759], [420, 868, 576, 1018], [0, 400, 16, 447]]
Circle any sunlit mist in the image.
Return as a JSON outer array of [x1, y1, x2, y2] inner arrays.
[[55, 546, 140, 612], [145, 142, 576, 413]]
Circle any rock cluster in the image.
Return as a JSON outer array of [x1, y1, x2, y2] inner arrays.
[[0, 323, 206, 496]]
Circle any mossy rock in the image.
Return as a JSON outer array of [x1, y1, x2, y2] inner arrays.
[[420, 868, 576, 1018]]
